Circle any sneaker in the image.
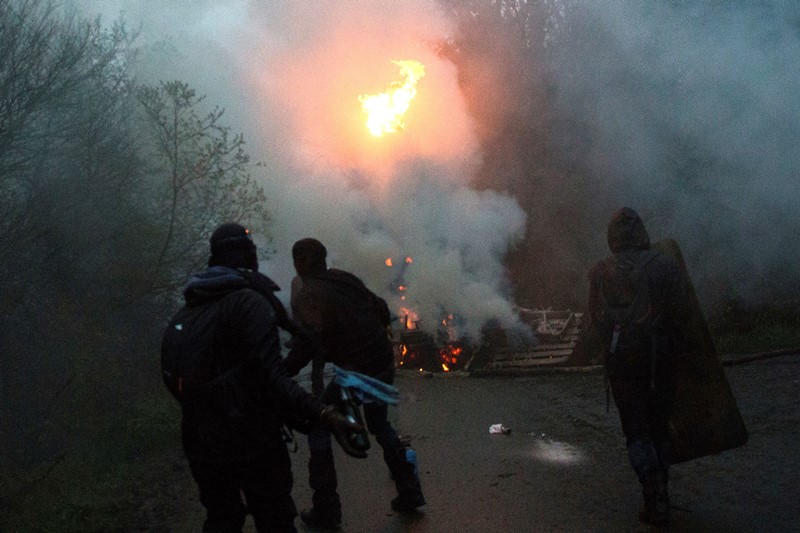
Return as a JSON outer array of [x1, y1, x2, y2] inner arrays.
[[300, 508, 341, 530], [391, 494, 426, 513]]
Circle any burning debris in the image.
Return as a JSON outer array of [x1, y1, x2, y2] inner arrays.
[[383, 253, 592, 375], [392, 327, 473, 374], [390, 300, 593, 375], [385, 254, 473, 373]]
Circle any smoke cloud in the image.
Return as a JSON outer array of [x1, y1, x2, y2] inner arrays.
[[539, 1, 800, 307], [78, 0, 800, 333], [78, 0, 527, 341]]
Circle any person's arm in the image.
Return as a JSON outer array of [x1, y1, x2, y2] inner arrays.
[[228, 290, 321, 420], [221, 290, 365, 457]]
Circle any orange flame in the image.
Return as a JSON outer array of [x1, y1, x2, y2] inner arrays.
[[399, 307, 419, 330], [359, 60, 425, 137], [439, 345, 462, 373]]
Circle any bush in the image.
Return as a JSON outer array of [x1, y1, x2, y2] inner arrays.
[[708, 299, 800, 355]]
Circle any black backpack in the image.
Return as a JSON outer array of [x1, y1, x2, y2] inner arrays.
[[599, 250, 658, 356], [161, 300, 223, 403], [161, 272, 304, 405]]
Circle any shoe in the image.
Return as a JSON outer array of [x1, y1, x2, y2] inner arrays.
[[639, 471, 670, 525], [391, 494, 426, 513], [300, 508, 341, 530], [639, 505, 670, 525]]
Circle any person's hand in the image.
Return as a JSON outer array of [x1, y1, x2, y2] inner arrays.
[[320, 405, 368, 459]]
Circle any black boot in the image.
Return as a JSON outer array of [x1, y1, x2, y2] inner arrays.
[[639, 471, 670, 525], [383, 442, 425, 512], [303, 447, 342, 529]]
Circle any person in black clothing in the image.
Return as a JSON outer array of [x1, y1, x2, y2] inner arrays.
[[587, 208, 689, 525], [283, 237, 425, 530], [165, 223, 360, 533]]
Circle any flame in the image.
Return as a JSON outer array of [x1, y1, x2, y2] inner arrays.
[[359, 60, 425, 137], [399, 307, 419, 330], [439, 345, 463, 373], [385, 258, 393, 267], [397, 344, 408, 367]]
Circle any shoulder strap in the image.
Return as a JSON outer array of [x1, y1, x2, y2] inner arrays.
[[637, 249, 657, 269], [237, 270, 301, 336]]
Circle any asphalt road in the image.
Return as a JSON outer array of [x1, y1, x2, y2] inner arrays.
[[285, 354, 799, 533], [156, 353, 799, 532]]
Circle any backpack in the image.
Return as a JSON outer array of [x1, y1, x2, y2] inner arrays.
[[161, 272, 309, 408], [318, 269, 391, 329], [598, 250, 658, 356], [161, 300, 223, 403]]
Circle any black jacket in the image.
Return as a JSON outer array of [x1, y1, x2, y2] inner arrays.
[[285, 268, 394, 386], [179, 266, 323, 463]]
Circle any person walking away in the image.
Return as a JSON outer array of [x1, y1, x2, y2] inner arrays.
[[161, 223, 361, 533], [282, 237, 425, 529], [587, 208, 689, 525]]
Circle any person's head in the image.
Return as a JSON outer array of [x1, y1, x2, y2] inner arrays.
[[292, 238, 327, 277], [208, 222, 258, 271], [607, 207, 650, 253]]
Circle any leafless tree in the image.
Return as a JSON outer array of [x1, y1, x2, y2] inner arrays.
[[136, 80, 270, 297]]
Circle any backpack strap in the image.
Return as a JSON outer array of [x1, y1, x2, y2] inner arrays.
[[238, 270, 304, 336], [601, 249, 658, 354]]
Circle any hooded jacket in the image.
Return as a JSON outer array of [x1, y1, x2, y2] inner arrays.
[[588, 209, 689, 373], [285, 268, 394, 385], [177, 266, 323, 463]]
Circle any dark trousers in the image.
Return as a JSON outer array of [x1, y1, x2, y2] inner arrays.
[[609, 372, 675, 482], [306, 383, 423, 516], [189, 445, 297, 533]]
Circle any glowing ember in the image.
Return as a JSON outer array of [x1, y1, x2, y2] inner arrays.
[[359, 60, 425, 137], [439, 345, 463, 372]]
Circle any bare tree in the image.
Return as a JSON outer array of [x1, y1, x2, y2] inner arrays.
[[0, 2, 148, 523], [136, 80, 270, 296]]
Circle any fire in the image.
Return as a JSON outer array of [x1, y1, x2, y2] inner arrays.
[[399, 307, 419, 330], [439, 345, 463, 373], [359, 60, 425, 137]]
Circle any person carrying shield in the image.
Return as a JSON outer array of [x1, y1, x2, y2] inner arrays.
[[282, 237, 426, 530], [587, 208, 690, 525]]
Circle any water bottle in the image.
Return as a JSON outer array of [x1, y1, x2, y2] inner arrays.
[[406, 447, 419, 477], [338, 387, 370, 453]]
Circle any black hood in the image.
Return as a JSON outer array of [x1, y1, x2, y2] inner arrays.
[[183, 266, 250, 306], [183, 266, 282, 307], [607, 207, 650, 253]]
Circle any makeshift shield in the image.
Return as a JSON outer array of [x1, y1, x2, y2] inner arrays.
[[653, 239, 748, 463]]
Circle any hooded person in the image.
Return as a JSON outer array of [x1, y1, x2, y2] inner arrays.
[[282, 237, 425, 529], [587, 208, 689, 525], [161, 223, 363, 533]]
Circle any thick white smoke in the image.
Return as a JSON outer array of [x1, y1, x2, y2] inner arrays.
[[542, 1, 800, 305], [78, 1, 528, 341]]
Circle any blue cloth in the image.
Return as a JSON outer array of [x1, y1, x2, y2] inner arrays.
[[332, 365, 399, 405]]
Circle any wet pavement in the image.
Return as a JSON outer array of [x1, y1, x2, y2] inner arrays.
[[286, 354, 800, 532]]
